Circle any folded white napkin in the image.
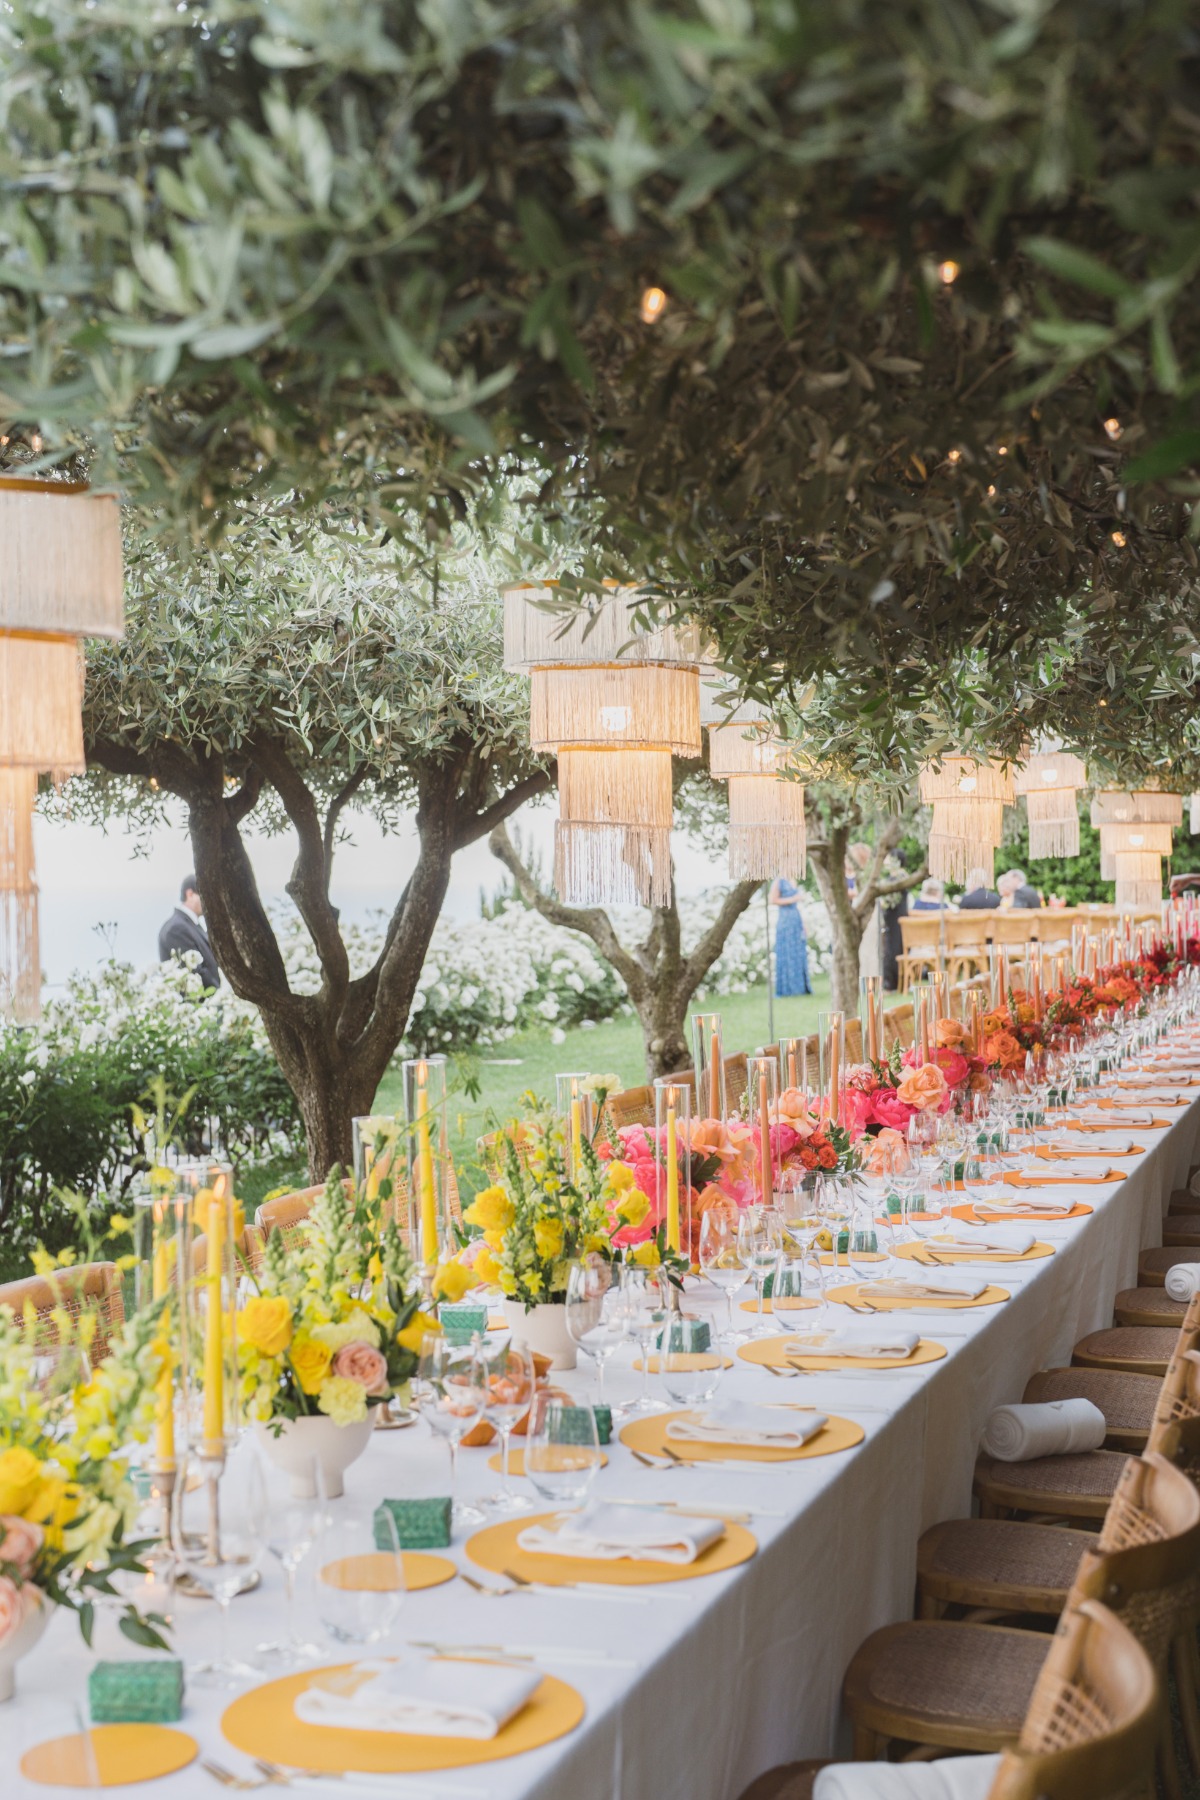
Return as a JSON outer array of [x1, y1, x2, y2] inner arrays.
[[814, 1754, 1002, 1800], [930, 1227, 1035, 1255], [1166, 1263, 1200, 1301], [869, 1275, 988, 1301], [1077, 1107, 1154, 1126], [293, 1657, 540, 1740], [981, 1398, 1107, 1462], [517, 1503, 724, 1564], [1128, 1071, 1192, 1084], [666, 1402, 826, 1449], [1044, 1136, 1139, 1154], [785, 1326, 921, 1360], [973, 1195, 1076, 1217]]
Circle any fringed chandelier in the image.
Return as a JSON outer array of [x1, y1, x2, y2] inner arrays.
[[919, 757, 1014, 882], [1014, 747, 1086, 859], [708, 710, 807, 879], [0, 479, 124, 1018], [1090, 791, 1182, 911], [504, 582, 700, 907]]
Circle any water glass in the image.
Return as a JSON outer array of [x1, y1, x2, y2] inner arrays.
[[737, 1206, 783, 1334], [698, 1207, 749, 1343], [658, 1311, 724, 1407], [314, 1501, 405, 1648], [847, 1183, 884, 1287], [171, 1446, 267, 1686], [525, 1389, 603, 1507], [565, 1259, 625, 1400], [256, 1456, 325, 1664], [420, 1337, 487, 1528], [479, 1337, 536, 1513], [616, 1265, 672, 1411]]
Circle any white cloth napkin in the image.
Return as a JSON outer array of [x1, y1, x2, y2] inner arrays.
[[1166, 1263, 1200, 1301], [929, 1227, 1035, 1255], [814, 1754, 1002, 1800], [293, 1657, 540, 1740], [785, 1326, 921, 1360], [869, 1275, 988, 1301], [666, 1402, 826, 1449], [1127, 1071, 1193, 1084], [981, 1398, 1107, 1462], [1077, 1107, 1155, 1126], [517, 1503, 725, 1564], [972, 1195, 1076, 1217], [1043, 1137, 1139, 1155]]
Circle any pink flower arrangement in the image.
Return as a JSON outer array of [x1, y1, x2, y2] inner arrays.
[[331, 1343, 390, 1395], [0, 1573, 35, 1647], [0, 1515, 43, 1576]]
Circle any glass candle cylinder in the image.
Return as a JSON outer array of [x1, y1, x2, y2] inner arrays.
[[653, 1079, 692, 1256], [778, 1035, 811, 1097], [353, 1114, 403, 1222], [555, 1073, 595, 1181], [133, 1183, 181, 1476], [858, 977, 884, 1065], [175, 1179, 238, 1461], [748, 1054, 779, 1208], [691, 1012, 726, 1121], [402, 1055, 449, 1269], [816, 1011, 845, 1126]]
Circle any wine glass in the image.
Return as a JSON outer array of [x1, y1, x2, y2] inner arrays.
[[171, 1446, 267, 1686], [479, 1337, 536, 1513], [698, 1206, 749, 1344], [256, 1456, 325, 1665], [565, 1259, 625, 1401], [420, 1337, 487, 1528], [525, 1389, 603, 1509], [815, 1172, 853, 1303], [847, 1180, 884, 1290], [737, 1206, 783, 1334], [615, 1265, 672, 1411], [313, 1501, 405, 1648], [775, 1169, 823, 1318]]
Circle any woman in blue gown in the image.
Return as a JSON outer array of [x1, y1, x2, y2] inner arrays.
[[769, 877, 812, 996]]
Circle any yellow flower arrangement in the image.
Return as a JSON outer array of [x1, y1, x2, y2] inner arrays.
[[239, 1295, 293, 1357]]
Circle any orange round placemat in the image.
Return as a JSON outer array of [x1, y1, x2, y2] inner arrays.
[[620, 1408, 863, 1463], [21, 1724, 198, 1787], [466, 1510, 757, 1586], [738, 1335, 946, 1372], [825, 1281, 1009, 1311], [893, 1239, 1054, 1266], [487, 1447, 608, 1475], [318, 1552, 455, 1593], [951, 1201, 1091, 1225], [222, 1665, 583, 1773]]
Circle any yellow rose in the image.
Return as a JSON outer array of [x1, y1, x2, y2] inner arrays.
[[432, 1260, 473, 1303], [463, 1187, 515, 1234], [616, 1189, 651, 1228], [289, 1335, 333, 1395], [472, 1247, 502, 1286], [631, 1240, 661, 1269], [240, 1295, 293, 1358], [607, 1161, 635, 1192], [533, 1217, 565, 1261], [0, 1447, 43, 1516], [396, 1310, 442, 1355]]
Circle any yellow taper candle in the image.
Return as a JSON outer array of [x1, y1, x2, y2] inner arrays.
[[665, 1087, 680, 1253], [570, 1078, 583, 1174], [201, 1188, 224, 1451], [151, 1204, 175, 1471], [417, 1061, 437, 1266]]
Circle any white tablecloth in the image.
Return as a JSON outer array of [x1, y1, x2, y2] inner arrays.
[[6, 1056, 1200, 1800]]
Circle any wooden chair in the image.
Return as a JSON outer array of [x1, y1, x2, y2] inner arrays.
[[898, 915, 941, 989], [843, 1018, 863, 1063], [842, 1452, 1200, 1773], [1137, 1247, 1186, 1288], [0, 1261, 125, 1364], [253, 1168, 462, 1254], [606, 1084, 656, 1129], [724, 1052, 749, 1114], [1114, 1288, 1189, 1328], [883, 1001, 915, 1050], [1071, 1327, 1178, 1378], [945, 911, 992, 983]]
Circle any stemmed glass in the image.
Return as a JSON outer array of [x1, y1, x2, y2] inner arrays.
[[615, 1265, 672, 1411], [699, 1205, 749, 1344], [737, 1206, 783, 1335], [775, 1168, 824, 1316], [314, 1502, 405, 1649], [525, 1389, 604, 1510], [565, 1259, 625, 1401], [171, 1446, 267, 1686], [256, 1458, 325, 1666], [420, 1337, 487, 1528], [478, 1337, 536, 1514], [847, 1179, 885, 1289]]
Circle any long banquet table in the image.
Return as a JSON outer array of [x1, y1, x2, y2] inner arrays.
[[8, 1061, 1200, 1800]]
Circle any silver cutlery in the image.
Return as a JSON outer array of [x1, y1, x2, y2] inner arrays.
[[408, 1638, 638, 1669], [252, 1762, 485, 1798]]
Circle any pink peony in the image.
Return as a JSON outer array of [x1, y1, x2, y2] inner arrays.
[[933, 1049, 970, 1090], [331, 1342, 390, 1395], [0, 1516, 42, 1576], [870, 1089, 915, 1132], [0, 1575, 34, 1646], [841, 1087, 877, 1142]]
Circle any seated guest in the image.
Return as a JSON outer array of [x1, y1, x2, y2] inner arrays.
[[911, 877, 948, 913], [998, 866, 1042, 910], [958, 866, 1001, 910]]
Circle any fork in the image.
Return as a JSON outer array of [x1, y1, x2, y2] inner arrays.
[[251, 1759, 484, 1797], [459, 1570, 520, 1598], [203, 1761, 265, 1791]]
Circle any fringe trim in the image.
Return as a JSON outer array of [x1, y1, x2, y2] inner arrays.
[[1091, 790, 1184, 827], [0, 770, 37, 888], [529, 665, 701, 755], [0, 632, 86, 771], [709, 721, 789, 778], [554, 822, 672, 908], [1099, 821, 1174, 855], [1014, 751, 1086, 796], [1027, 816, 1081, 859], [0, 484, 124, 638], [557, 748, 673, 829], [0, 887, 40, 1021], [503, 583, 700, 671], [727, 775, 806, 877], [927, 832, 995, 883], [919, 757, 1014, 806]]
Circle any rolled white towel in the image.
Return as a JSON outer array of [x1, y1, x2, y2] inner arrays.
[[980, 1398, 1106, 1462], [1165, 1263, 1200, 1302], [814, 1755, 1002, 1800]]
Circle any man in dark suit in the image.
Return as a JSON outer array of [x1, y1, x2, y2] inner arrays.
[[158, 873, 220, 992], [998, 868, 1042, 910], [958, 866, 1001, 910]]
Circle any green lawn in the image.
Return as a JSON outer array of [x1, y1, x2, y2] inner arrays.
[[374, 975, 830, 1201]]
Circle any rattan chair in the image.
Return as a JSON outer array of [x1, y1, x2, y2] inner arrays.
[[884, 1002, 916, 1050], [1114, 1288, 1188, 1328], [1137, 1247, 1186, 1288], [607, 1084, 656, 1129], [724, 1052, 749, 1113], [735, 1600, 1159, 1800], [1071, 1327, 1177, 1378], [0, 1261, 126, 1364], [843, 1018, 864, 1063], [254, 1168, 462, 1253], [842, 1452, 1200, 1773]]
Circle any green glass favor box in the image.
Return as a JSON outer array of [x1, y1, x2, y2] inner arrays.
[[88, 1660, 184, 1724]]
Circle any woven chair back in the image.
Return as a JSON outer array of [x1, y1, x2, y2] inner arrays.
[[884, 1003, 915, 1049], [1068, 1452, 1200, 1671], [986, 1600, 1158, 1800], [1148, 1339, 1200, 1474], [607, 1084, 656, 1130], [843, 1018, 863, 1063], [724, 1052, 749, 1113], [0, 1261, 126, 1365]]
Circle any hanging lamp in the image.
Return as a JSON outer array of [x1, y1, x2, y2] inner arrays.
[[1013, 747, 1086, 859], [1096, 821, 1175, 881], [1113, 850, 1164, 912], [919, 757, 1014, 882], [708, 709, 807, 880], [528, 664, 700, 755], [553, 747, 674, 907], [0, 769, 39, 1022]]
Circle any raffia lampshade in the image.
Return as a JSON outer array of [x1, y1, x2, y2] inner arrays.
[[1090, 790, 1184, 828], [708, 719, 789, 777], [1014, 751, 1086, 858], [0, 479, 124, 639], [554, 748, 673, 907], [529, 665, 701, 756], [0, 769, 39, 1022], [1098, 821, 1174, 881], [727, 776, 806, 879], [1114, 850, 1163, 912], [920, 757, 1012, 883], [502, 582, 700, 671], [0, 633, 86, 775]]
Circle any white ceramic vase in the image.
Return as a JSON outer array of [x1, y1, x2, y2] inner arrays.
[[254, 1412, 376, 1499], [0, 1591, 49, 1703], [502, 1299, 576, 1370]]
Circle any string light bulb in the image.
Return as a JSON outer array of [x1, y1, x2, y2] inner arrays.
[[1111, 530, 1127, 547], [639, 286, 668, 325], [1103, 417, 1123, 441], [938, 261, 960, 285], [946, 448, 962, 464]]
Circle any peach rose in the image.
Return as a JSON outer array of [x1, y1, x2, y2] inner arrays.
[[862, 1127, 910, 1175], [774, 1088, 820, 1135], [0, 1516, 42, 1575], [0, 1575, 34, 1645], [691, 1119, 753, 1181], [895, 1062, 949, 1112], [331, 1342, 390, 1396], [935, 1018, 967, 1049]]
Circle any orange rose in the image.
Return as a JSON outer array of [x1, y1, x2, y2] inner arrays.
[[895, 1062, 948, 1112], [862, 1127, 910, 1175], [984, 1030, 1024, 1071], [774, 1088, 819, 1136], [691, 1119, 753, 1180], [934, 1018, 967, 1049]]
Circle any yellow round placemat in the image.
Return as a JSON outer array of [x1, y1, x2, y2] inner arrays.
[[319, 1552, 456, 1593], [632, 1351, 735, 1370], [222, 1665, 584, 1773], [487, 1447, 609, 1474], [21, 1725, 198, 1788], [951, 1200, 1091, 1225], [893, 1239, 1054, 1266], [487, 1314, 509, 1331], [466, 1510, 757, 1586], [619, 1408, 863, 1463], [738, 1335, 947, 1371], [825, 1282, 1009, 1311], [739, 1297, 818, 1315]]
